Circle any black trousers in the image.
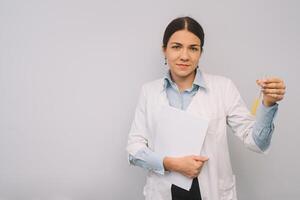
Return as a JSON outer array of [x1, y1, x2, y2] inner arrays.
[[171, 177, 202, 200]]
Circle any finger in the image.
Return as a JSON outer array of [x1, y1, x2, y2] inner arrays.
[[262, 89, 285, 95], [196, 162, 204, 170], [263, 77, 283, 83], [265, 94, 284, 100], [256, 80, 268, 87], [256, 79, 265, 87], [263, 82, 286, 89], [193, 156, 209, 161], [193, 156, 209, 162]]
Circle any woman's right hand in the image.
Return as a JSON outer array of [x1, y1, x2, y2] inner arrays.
[[163, 155, 209, 178]]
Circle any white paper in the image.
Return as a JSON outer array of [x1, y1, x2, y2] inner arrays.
[[154, 105, 209, 190]]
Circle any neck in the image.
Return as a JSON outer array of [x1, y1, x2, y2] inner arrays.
[[170, 71, 196, 92]]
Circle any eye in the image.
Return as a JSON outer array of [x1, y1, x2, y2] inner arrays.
[[190, 46, 199, 52], [171, 45, 181, 50]]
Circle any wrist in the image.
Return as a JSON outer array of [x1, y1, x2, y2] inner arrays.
[[263, 99, 276, 107], [163, 156, 178, 172]]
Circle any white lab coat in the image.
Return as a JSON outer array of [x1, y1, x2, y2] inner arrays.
[[127, 72, 266, 200]]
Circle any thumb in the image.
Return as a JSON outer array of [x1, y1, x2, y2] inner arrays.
[[193, 155, 209, 162], [256, 79, 267, 87], [256, 79, 262, 86]]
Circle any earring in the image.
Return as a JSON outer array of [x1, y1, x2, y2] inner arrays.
[[164, 57, 167, 65]]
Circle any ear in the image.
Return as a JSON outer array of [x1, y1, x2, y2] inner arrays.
[[162, 46, 166, 56]]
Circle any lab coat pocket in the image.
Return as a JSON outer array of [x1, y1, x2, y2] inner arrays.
[[218, 175, 236, 200]]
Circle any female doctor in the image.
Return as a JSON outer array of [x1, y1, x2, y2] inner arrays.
[[126, 16, 286, 200]]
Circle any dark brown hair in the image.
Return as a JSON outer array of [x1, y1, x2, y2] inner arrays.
[[163, 16, 205, 51]]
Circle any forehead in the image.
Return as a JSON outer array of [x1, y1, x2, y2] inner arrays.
[[168, 29, 200, 45]]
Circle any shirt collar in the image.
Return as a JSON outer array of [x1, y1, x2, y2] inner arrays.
[[163, 68, 206, 91]]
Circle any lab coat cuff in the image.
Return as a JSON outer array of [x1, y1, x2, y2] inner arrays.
[[153, 155, 166, 175]]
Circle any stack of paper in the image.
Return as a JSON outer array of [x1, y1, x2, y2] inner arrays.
[[154, 105, 209, 190]]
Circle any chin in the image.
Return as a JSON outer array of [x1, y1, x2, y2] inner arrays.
[[173, 69, 194, 78]]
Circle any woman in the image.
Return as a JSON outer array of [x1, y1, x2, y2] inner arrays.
[[126, 16, 286, 200]]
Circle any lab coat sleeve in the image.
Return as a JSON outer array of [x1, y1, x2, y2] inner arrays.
[[225, 79, 268, 153], [252, 101, 278, 151], [126, 85, 165, 174], [126, 85, 149, 156], [128, 147, 165, 175]]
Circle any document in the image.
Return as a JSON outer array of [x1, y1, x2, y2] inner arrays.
[[154, 105, 209, 190]]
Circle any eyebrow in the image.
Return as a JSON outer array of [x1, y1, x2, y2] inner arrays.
[[170, 42, 200, 47]]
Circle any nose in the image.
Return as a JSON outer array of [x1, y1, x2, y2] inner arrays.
[[180, 48, 189, 62]]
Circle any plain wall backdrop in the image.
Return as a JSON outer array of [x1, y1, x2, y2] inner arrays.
[[0, 0, 299, 199]]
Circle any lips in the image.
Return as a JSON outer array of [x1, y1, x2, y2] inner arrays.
[[176, 64, 190, 69], [177, 64, 189, 66]]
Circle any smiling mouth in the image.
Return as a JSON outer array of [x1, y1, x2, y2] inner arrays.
[[176, 64, 190, 68]]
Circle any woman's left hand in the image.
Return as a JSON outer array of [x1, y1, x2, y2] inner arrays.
[[256, 77, 286, 107]]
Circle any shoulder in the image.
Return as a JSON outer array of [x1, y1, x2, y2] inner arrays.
[[140, 78, 164, 94], [201, 72, 242, 108], [202, 72, 233, 89]]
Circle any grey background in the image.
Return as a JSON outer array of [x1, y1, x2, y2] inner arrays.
[[0, 0, 299, 199]]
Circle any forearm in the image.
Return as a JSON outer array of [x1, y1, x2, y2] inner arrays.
[[252, 101, 278, 151]]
